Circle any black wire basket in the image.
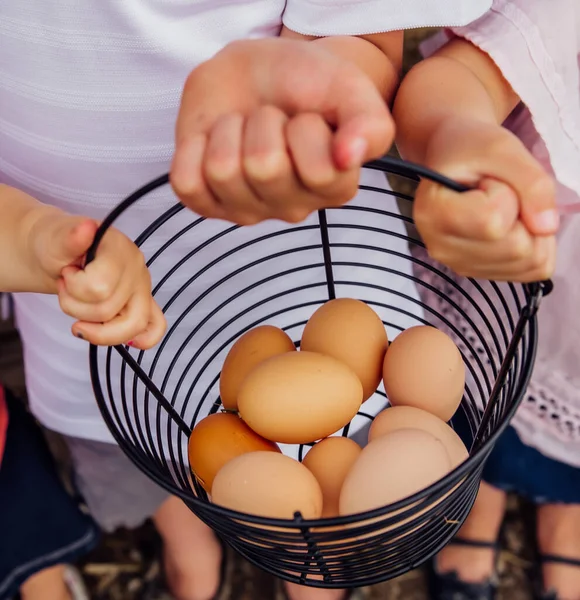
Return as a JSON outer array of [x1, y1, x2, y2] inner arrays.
[[88, 157, 550, 589]]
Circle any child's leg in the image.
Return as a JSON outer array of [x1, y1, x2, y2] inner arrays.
[[65, 436, 223, 600], [153, 496, 223, 600], [0, 392, 97, 600], [20, 565, 70, 600], [537, 504, 580, 600], [283, 581, 350, 600], [436, 482, 507, 582]]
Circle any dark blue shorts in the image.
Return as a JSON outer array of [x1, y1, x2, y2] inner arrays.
[[0, 390, 99, 600], [452, 409, 580, 505]]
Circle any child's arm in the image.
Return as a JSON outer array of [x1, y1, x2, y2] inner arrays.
[[171, 31, 402, 225], [0, 185, 166, 348], [393, 38, 558, 282]]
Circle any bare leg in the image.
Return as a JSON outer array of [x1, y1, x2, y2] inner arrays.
[[284, 582, 349, 600], [20, 564, 71, 600], [537, 504, 580, 600], [154, 496, 222, 600], [436, 482, 507, 583]]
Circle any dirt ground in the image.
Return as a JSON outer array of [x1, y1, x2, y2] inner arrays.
[[0, 29, 540, 600]]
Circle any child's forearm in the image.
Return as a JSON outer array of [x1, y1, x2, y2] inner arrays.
[[0, 185, 58, 293], [393, 38, 521, 163], [281, 27, 403, 105]]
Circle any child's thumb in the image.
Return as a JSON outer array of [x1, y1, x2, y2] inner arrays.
[[54, 217, 99, 266], [331, 82, 394, 170], [516, 175, 559, 236]]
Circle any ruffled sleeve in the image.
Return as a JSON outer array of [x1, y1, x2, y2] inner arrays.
[[283, 0, 491, 36], [421, 0, 580, 200]]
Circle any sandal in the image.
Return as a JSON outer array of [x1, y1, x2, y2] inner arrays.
[[536, 554, 580, 600], [426, 538, 499, 600]]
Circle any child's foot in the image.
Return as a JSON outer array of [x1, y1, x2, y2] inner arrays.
[[435, 483, 506, 583], [537, 504, 580, 600], [20, 564, 72, 600]]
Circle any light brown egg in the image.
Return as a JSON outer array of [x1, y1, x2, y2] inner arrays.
[[188, 412, 281, 492], [238, 351, 363, 444], [368, 406, 469, 467], [339, 429, 451, 516], [219, 325, 296, 411], [382, 326, 465, 422], [301, 299, 388, 401], [302, 437, 362, 517], [211, 451, 323, 520]]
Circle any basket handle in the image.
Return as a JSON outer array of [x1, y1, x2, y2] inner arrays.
[[84, 156, 550, 441], [84, 156, 470, 264]]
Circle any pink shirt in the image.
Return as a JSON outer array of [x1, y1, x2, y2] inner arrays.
[[422, 0, 580, 466]]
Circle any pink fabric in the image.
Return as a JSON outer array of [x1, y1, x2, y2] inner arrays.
[[0, 387, 7, 466], [419, 0, 580, 467]]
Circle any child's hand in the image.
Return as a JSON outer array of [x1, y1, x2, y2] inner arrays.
[[31, 211, 166, 348], [414, 118, 558, 282], [171, 38, 394, 225]]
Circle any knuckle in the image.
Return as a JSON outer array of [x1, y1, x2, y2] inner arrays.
[[89, 277, 114, 302], [205, 157, 239, 185], [94, 304, 118, 323], [244, 151, 287, 183], [529, 173, 556, 201], [134, 314, 150, 333], [234, 213, 262, 226], [170, 169, 205, 201], [508, 234, 532, 261], [487, 132, 519, 159], [282, 209, 311, 224]]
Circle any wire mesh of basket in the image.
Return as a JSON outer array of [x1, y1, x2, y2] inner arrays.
[[88, 156, 550, 588]]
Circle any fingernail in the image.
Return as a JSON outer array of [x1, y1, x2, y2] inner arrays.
[[127, 340, 134, 347], [347, 138, 368, 169], [75, 332, 85, 340], [534, 209, 560, 233]]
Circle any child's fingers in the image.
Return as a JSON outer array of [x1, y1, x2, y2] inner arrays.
[[428, 227, 556, 282], [428, 126, 559, 237], [71, 282, 155, 346], [58, 266, 139, 323], [415, 179, 520, 242], [170, 134, 227, 220], [203, 113, 267, 225], [60, 259, 126, 305], [242, 106, 312, 223], [286, 113, 359, 207], [126, 299, 167, 350]]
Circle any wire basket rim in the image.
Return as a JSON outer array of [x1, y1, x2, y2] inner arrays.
[[88, 155, 546, 529]]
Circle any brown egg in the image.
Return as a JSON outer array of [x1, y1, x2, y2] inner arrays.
[[339, 429, 451, 516], [211, 451, 323, 520], [302, 437, 362, 517], [368, 406, 469, 467], [301, 299, 388, 401], [382, 326, 465, 422], [188, 412, 281, 492], [238, 352, 363, 444], [219, 325, 296, 411]]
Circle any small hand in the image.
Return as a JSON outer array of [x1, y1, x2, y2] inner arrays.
[[171, 38, 394, 225], [414, 118, 558, 282], [33, 212, 166, 348]]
